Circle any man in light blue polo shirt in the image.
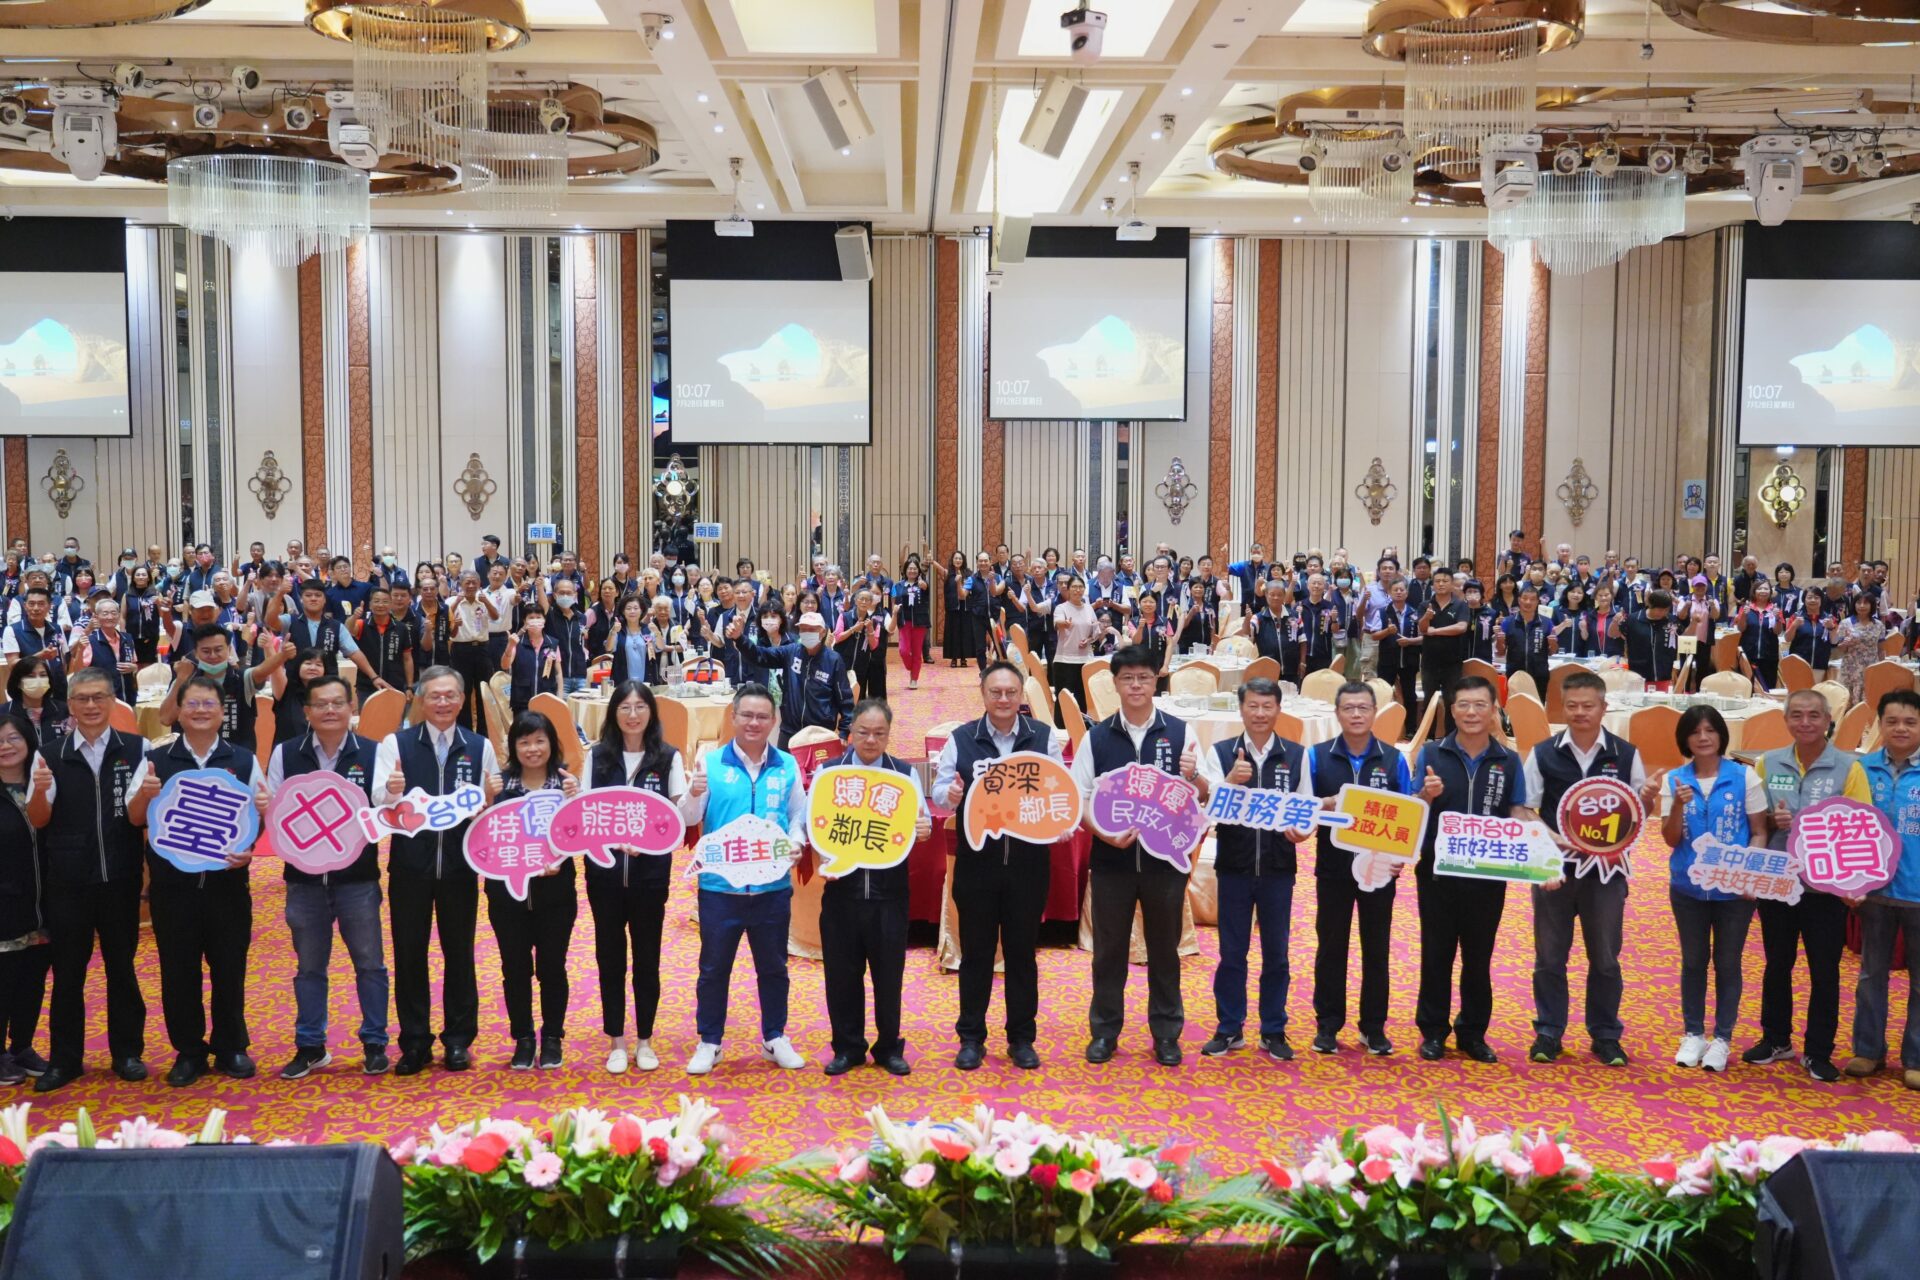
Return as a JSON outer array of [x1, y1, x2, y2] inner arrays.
[[1847, 689, 1920, 1090]]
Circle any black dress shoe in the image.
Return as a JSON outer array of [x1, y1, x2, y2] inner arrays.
[[166, 1055, 209, 1088], [33, 1064, 81, 1094], [1417, 1038, 1447, 1061], [510, 1038, 537, 1071], [1084, 1036, 1117, 1064], [444, 1045, 472, 1072], [879, 1052, 912, 1076], [216, 1052, 256, 1079], [1007, 1043, 1040, 1070], [392, 1050, 431, 1077], [1152, 1039, 1182, 1067], [954, 1041, 985, 1071], [113, 1056, 149, 1082], [823, 1052, 861, 1076], [1460, 1039, 1499, 1064]]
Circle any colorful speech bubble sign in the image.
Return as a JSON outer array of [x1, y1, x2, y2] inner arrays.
[[1790, 796, 1900, 896], [1689, 835, 1804, 905], [149, 768, 260, 873], [547, 787, 686, 867], [364, 783, 487, 842], [1203, 781, 1353, 835], [1087, 763, 1206, 872], [1328, 784, 1430, 863], [1433, 811, 1564, 884], [807, 765, 922, 878], [692, 814, 802, 889], [961, 751, 1081, 851], [463, 795, 560, 901], [265, 773, 371, 876], [1556, 775, 1645, 883]]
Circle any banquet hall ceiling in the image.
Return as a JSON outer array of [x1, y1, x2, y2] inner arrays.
[[5, 0, 1920, 233]]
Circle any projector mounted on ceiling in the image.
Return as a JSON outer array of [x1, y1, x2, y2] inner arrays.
[[713, 215, 754, 237], [1116, 219, 1156, 242], [49, 85, 117, 182]]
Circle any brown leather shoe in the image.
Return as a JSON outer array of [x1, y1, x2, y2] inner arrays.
[[1843, 1056, 1883, 1078]]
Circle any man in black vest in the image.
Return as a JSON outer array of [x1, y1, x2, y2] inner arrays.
[[372, 666, 500, 1075], [2, 586, 66, 700], [267, 674, 390, 1079], [1307, 682, 1413, 1057], [1612, 589, 1680, 688], [1196, 677, 1311, 1061], [24, 668, 148, 1092], [275, 579, 390, 694], [1519, 669, 1646, 1067], [155, 622, 286, 747], [1412, 676, 1522, 1064], [931, 660, 1065, 1070], [817, 700, 932, 1077], [1072, 644, 1198, 1067], [127, 676, 266, 1087], [351, 585, 415, 703]]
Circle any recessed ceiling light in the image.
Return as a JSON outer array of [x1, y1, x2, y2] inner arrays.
[[712, 123, 724, 133], [1400, 216, 1411, 223], [695, 91, 709, 103], [660, 23, 673, 38], [1180, 86, 1193, 96], [840, 146, 851, 156], [1118, 172, 1129, 183], [1150, 128, 1163, 140], [755, 202, 764, 209], [1293, 215, 1302, 223]]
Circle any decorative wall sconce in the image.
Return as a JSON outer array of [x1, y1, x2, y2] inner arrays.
[[653, 453, 698, 520], [1759, 461, 1805, 528], [1354, 457, 1396, 526], [40, 450, 85, 519], [1155, 456, 1197, 525], [453, 452, 497, 520], [1557, 456, 1598, 527], [248, 450, 292, 520]]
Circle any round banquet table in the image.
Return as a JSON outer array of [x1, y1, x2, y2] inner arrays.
[[1169, 653, 1252, 691], [1153, 694, 1341, 749], [1602, 695, 1780, 753], [569, 689, 732, 757]]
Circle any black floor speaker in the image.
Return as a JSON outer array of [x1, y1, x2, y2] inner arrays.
[[1757, 1150, 1920, 1280], [0, 1143, 402, 1280]]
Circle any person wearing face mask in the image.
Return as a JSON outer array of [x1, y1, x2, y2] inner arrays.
[[184, 544, 220, 595], [107, 548, 141, 600], [369, 546, 411, 592], [500, 611, 563, 717], [0, 712, 49, 1086], [156, 623, 286, 747], [741, 612, 852, 749], [3, 587, 67, 702], [3, 658, 66, 752], [545, 582, 591, 694]]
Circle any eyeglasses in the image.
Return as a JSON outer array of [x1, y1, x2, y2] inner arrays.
[[68, 692, 112, 706], [308, 699, 351, 712]]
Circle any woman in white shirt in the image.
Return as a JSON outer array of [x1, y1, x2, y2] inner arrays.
[[1050, 575, 1103, 705]]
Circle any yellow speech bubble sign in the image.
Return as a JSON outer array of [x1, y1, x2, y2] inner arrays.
[[807, 765, 922, 878], [1329, 783, 1431, 863]]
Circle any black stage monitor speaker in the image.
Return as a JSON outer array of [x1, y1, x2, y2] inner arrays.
[[0, 1143, 402, 1280], [1756, 1150, 1920, 1280]]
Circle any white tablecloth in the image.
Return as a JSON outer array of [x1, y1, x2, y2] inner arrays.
[[1155, 695, 1339, 749], [1603, 695, 1777, 752], [1171, 653, 1252, 691]]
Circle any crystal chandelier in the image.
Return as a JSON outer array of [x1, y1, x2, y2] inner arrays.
[[460, 99, 567, 214], [1403, 17, 1539, 179], [167, 153, 370, 266], [1307, 134, 1416, 227], [1487, 167, 1684, 275]]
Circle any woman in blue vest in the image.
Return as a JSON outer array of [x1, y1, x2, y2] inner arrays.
[[500, 612, 562, 716], [0, 713, 48, 1085], [485, 713, 579, 1071], [1847, 689, 1920, 1086], [1558, 582, 1597, 658], [1660, 705, 1771, 1074], [1784, 588, 1839, 678], [586, 683, 694, 1076], [2, 657, 66, 752], [1736, 580, 1785, 690]]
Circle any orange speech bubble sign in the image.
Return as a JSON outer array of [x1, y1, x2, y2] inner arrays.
[[961, 751, 1082, 851]]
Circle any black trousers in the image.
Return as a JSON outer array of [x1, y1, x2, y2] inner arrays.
[[1414, 874, 1506, 1043], [450, 641, 490, 733], [1088, 865, 1188, 1042], [486, 881, 577, 1042], [0, 944, 51, 1058], [587, 881, 667, 1039], [1313, 864, 1396, 1037], [150, 872, 253, 1060], [1389, 665, 1419, 716], [967, 614, 994, 668], [952, 851, 1049, 1045], [1758, 891, 1849, 1061], [821, 889, 909, 1059], [46, 877, 145, 1070], [389, 871, 479, 1054], [1420, 663, 1461, 735]]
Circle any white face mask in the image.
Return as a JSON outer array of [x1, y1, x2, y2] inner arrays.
[[555, 593, 575, 607], [672, 575, 685, 587], [19, 677, 49, 698], [761, 619, 781, 635], [381, 555, 396, 567], [798, 632, 822, 651]]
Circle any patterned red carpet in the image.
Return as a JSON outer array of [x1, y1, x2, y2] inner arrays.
[[21, 657, 1920, 1172]]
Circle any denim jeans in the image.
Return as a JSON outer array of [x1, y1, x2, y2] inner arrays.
[[563, 676, 588, 695], [1670, 890, 1755, 1040], [694, 888, 791, 1044], [1851, 899, 1920, 1068], [1213, 871, 1294, 1038], [286, 879, 390, 1049]]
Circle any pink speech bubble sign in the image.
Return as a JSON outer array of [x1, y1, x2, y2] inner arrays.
[[546, 787, 687, 868], [265, 773, 372, 877], [463, 796, 557, 901]]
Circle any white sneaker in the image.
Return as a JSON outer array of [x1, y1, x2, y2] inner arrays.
[[687, 1042, 723, 1075], [1701, 1037, 1732, 1073], [761, 1036, 804, 1070], [633, 1039, 659, 1072], [1675, 1034, 1709, 1068], [605, 1045, 629, 1075]]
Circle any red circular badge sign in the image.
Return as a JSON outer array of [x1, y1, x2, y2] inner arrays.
[[1557, 776, 1645, 876]]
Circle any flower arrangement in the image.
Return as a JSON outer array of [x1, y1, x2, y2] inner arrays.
[[396, 1095, 824, 1277], [774, 1104, 1203, 1263]]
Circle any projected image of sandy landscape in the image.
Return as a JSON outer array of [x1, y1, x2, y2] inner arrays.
[[1788, 324, 1920, 417], [717, 322, 869, 416], [1035, 315, 1183, 415], [1742, 277, 1920, 445], [0, 272, 129, 433]]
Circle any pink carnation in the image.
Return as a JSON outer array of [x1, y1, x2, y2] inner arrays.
[[902, 1163, 936, 1190], [1361, 1125, 1407, 1157], [523, 1152, 564, 1189], [1853, 1131, 1914, 1154], [1069, 1168, 1097, 1195], [837, 1154, 870, 1185]]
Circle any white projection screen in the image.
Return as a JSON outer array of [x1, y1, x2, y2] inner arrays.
[[668, 277, 871, 445], [0, 219, 131, 437], [988, 244, 1189, 421], [1740, 278, 1920, 446]]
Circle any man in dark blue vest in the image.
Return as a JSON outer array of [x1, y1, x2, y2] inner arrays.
[[1518, 669, 1645, 1068], [742, 612, 852, 749], [2, 586, 66, 700], [1412, 676, 1523, 1065], [276, 578, 391, 694], [817, 699, 931, 1077], [931, 660, 1065, 1070], [372, 665, 500, 1075], [155, 622, 285, 747], [23, 668, 148, 1092], [1196, 677, 1310, 1061], [127, 675, 266, 1087], [1072, 644, 1197, 1067], [266, 674, 391, 1080]]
